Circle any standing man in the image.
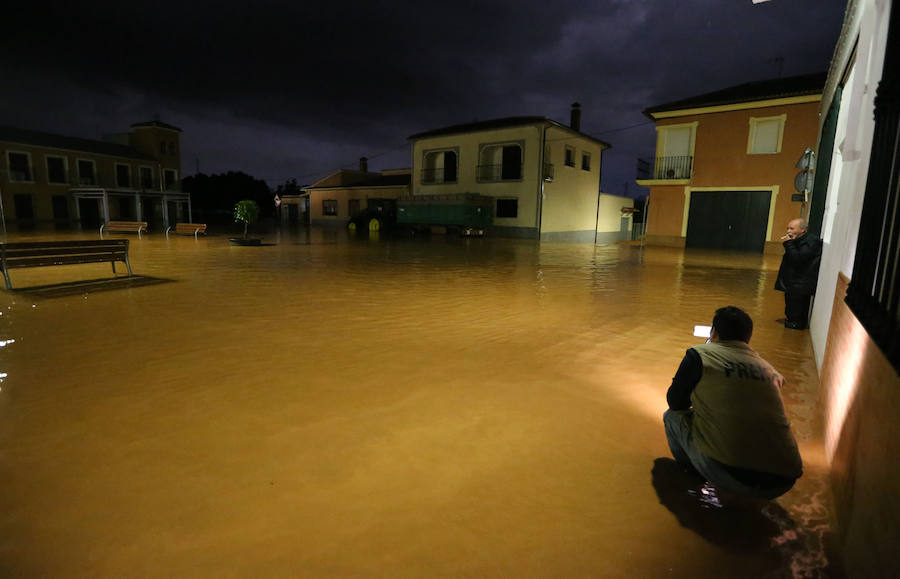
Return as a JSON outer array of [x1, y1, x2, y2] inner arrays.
[[775, 218, 822, 330], [664, 306, 803, 500]]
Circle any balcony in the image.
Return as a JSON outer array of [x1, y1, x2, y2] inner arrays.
[[636, 155, 693, 181], [421, 167, 457, 184], [542, 163, 554, 182], [477, 163, 523, 182]]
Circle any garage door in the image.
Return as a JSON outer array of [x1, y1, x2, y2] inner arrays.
[[685, 190, 771, 253]]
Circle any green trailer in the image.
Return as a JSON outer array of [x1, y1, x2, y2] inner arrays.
[[397, 194, 493, 229]]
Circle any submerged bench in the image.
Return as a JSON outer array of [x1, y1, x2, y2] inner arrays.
[[1, 240, 133, 290], [166, 223, 207, 239], [100, 221, 148, 239]]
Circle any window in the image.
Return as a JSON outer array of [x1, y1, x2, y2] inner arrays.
[[654, 123, 697, 179], [77, 159, 96, 185], [163, 168, 178, 190], [748, 115, 786, 154], [478, 143, 522, 181], [159, 141, 167, 155], [422, 149, 458, 184], [115, 163, 131, 188], [348, 199, 361, 216], [139, 166, 154, 189], [322, 199, 338, 216], [582, 152, 591, 171], [46, 156, 68, 184], [496, 198, 518, 218], [7, 151, 32, 181], [564, 146, 575, 167], [167, 141, 178, 155]]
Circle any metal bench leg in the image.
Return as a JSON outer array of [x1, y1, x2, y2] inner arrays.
[[137, 229, 142, 240], [3, 269, 12, 290], [124, 255, 133, 277]]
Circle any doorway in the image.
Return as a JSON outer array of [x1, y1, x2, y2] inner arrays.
[[685, 190, 771, 253]]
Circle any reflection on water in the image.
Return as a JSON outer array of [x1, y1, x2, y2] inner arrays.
[[0, 229, 835, 577]]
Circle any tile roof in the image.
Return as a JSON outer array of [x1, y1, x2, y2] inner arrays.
[[408, 116, 611, 148], [0, 125, 157, 160], [303, 172, 411, 190], [130, 120, 183, 132], [644, 72, 827, 117]]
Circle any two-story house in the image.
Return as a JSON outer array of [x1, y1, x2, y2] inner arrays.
[[1, 120, 187, 232], [636, 73, 825, 253], [409, 105, 624, 242]]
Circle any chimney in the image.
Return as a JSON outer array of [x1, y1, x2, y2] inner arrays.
[[570, 102, 582, 132], [359, 157, 368, 173]]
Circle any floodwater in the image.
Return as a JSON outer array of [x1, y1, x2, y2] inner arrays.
[[0, 228, 838, 577]]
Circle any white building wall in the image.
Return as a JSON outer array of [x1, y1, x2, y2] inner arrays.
[[810, 0, 892, 368]]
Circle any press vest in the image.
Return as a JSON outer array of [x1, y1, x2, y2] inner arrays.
[[690, 341, 803, 479]]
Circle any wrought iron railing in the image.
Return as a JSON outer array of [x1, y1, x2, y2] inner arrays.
[[421, 168, 457, 184], [636, 155, 693, 180], [477, 163, 523, 182]]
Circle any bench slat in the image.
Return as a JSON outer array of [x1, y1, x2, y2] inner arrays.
[[5, 253, 128, 269], [1, 240, 128, 250], [2, 245, 128, 258]]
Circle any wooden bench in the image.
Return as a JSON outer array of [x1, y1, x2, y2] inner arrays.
[[1, 240, 133, 290], [166, 223, 207, 239], [100, 221, 148, 239]]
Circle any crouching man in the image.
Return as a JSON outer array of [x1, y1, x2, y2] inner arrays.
[[663, 306, 803, 500]]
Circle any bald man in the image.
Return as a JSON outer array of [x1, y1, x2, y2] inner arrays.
[[775, 218, 822, 329]]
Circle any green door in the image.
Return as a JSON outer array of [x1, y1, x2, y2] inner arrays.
[[685, 191, 771, 253]]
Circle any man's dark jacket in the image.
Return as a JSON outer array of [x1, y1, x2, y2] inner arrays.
[[775, 233, 823, 295]]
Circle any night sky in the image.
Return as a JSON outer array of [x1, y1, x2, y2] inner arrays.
[[1, 1, 846, 198]]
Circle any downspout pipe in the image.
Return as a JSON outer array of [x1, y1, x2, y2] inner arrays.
[[594, 151, 603, 244], [536, 123, 546, 240]]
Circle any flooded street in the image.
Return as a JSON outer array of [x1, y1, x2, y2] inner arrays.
[[0, 229, 835, 577]]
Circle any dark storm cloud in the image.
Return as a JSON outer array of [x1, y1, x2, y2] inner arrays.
[[1, 0, 845, 190]]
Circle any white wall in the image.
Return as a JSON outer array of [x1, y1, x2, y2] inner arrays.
[[810, 0, 892, 368]]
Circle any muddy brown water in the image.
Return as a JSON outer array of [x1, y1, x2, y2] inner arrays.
[[0, 229, 837, 577]]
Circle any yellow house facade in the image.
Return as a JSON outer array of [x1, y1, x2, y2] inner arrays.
[[409, 108, 615, 241], [637, 74, 824, 253], [1, 121, 186, 233], [291, 160, 410, 226]]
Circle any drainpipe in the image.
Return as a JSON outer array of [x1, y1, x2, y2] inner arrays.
[[593, 150, 603, 244], [536, 123, 546, 240]]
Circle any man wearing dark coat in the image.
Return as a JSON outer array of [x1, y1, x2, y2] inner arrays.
[[775, 218, 822, 330]]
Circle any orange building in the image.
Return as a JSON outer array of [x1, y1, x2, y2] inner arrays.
[[637, 74, 824, 253]]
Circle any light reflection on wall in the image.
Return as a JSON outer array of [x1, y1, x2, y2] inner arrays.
[[824, 316, 868, 462]]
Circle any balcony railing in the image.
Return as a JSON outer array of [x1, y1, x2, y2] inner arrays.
[[477, 163, 523, 182], [542, 163, 554, 182], [421, 167, 457, 184], [636, 155, 693, 180]]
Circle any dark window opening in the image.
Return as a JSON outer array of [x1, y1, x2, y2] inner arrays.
[[8, 152, 31, 181], [565, 146, 575, 167], [116, 164, 131, 188], [501, 146, 522, 180], [322, 199, 338, 216], [163, 169, 177, 190], [443, 150, 457, 182], [582, 153, 591, 171], [77, 160, 96, 185], [496, 198, 518, 218], [47, 157, 67, 183], [140, 167, 154, 189]]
